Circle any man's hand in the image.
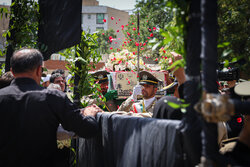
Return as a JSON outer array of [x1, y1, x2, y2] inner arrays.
[[169, 52, 186, 85], [81, 104, 103, 117], [132, 84, 142, 101]]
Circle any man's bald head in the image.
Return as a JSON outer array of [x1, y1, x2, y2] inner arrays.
[[11, 48, 43, 74]]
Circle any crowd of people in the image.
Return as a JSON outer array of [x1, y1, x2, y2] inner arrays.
[[0, 48, 249, 166]]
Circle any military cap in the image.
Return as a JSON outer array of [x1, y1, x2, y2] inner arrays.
[[92, 71, 110, 83], [139, 71, 160, 85], [234, 81, 250, 96], [160, 80, 178, 92]]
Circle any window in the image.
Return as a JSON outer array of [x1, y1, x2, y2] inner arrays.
[[96, 13, 104, 24], [96, 27, 104, 30], [88, 14, 91, 19]]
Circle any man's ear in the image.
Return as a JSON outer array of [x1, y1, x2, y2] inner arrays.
[[36, 65, 42, 76], [154, 87, 158, 94]]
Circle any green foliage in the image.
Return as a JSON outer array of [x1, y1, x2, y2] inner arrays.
[[164, 99, 189, 113], [7, 0, 39, 49], [96, 29, 117, 54], [0, 63, 5, 76], [60, 31, 103, 107], [217, 0, 250, 78], [122, 0, 173, 58]]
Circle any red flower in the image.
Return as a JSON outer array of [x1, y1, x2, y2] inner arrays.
[[109, 36, 113, 40], [127, 32, 131, 36], [117, 30, 119, 32], [149, 29, 151, 31], [138, 33, 140, 36], [103, 19, 106, 22], [110, 47, 113, 50], [147, 37, 150, 39], [118, 60, 122, 64], [133, 52, 136, 55], [126, 24, 129, 26], [135, 42, 139, 46], [133, 27, 136, 31], [111, 16, 114, 20], [128, 81, 131, 84], [155, 58, 158, 61], [150, 33, 154, 37], [119, 18, 121, 21], [143, 43, 146, 46], [102, 33, 105, 35], [121, 25, 124, 29], [132, 23, 134, 25], [153, 27, 156, 31], [163, 50, 166, 53]]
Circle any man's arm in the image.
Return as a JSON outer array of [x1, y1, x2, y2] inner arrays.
[[117, 96, 134, 112], [50, 92, 102, 138]]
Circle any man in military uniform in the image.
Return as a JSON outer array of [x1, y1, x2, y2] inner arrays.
[[117, 71, 160, 116], [83, 70, 118, 112]]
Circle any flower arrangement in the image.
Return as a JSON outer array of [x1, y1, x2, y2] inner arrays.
[[158, 48, 185, 72], [106, 49, 149, 71]]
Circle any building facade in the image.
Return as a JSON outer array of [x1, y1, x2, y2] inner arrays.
[[81, 0, 129, 48]]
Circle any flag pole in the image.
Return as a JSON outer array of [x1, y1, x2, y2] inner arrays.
[[137, 11, 140, 81]]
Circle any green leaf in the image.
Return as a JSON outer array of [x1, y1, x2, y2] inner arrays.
[[217, 42, 230, 48], [164, 100, 181, 109], [221, 49, 232, 58]]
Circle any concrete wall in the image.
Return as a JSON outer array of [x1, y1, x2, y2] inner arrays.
[[81, 6, 129, 47], [82, 6, 108, 34], [107, 7, 129, 48]]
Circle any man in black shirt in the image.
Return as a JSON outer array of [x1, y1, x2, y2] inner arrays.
[[0, 48, 102, 167]]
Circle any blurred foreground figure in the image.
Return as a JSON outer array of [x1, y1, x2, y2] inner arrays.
[[0, 48, 102, 167]]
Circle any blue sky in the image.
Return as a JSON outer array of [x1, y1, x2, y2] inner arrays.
[[0, 0, 137, 10]]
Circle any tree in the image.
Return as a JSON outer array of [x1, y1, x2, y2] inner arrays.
[[217, 0, 250, 78], [96, 29, 116, 54], [121, 0, 173, 58]]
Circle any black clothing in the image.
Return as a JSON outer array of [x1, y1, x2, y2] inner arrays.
[[153, 96, 183, 120], [226, 141, 250, 166], [0, 78, 98, 167]]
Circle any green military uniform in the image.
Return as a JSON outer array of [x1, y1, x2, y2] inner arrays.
[[118, 71, 160, 116]]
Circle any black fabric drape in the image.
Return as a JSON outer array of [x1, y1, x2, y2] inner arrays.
[[38, 0, 82, 60], [77, 113, 183, 167], [180, 0, 203, 166]]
